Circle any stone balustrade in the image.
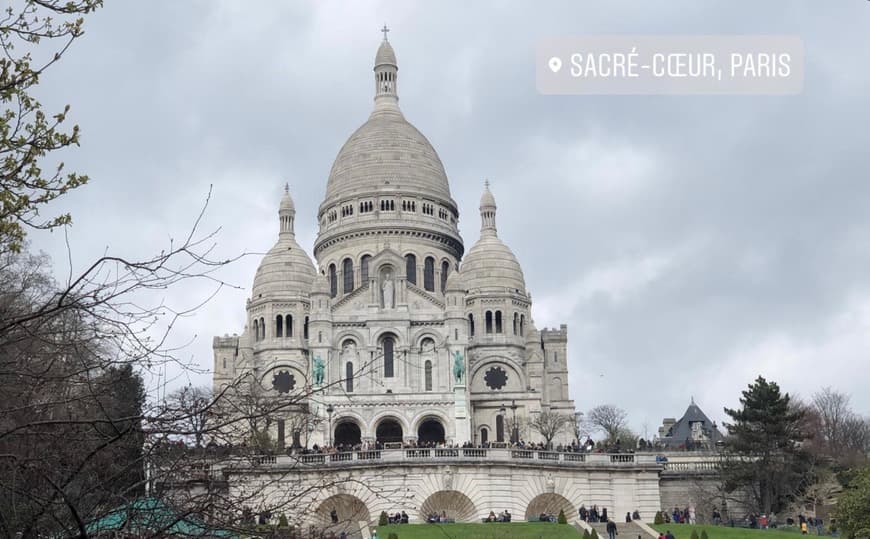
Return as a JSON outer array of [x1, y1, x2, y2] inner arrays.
[[216, 449, 660, 471]]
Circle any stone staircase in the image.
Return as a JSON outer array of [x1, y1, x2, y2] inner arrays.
[[587, 521, 658, 539]]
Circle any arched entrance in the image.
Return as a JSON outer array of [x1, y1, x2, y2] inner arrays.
[[525, 493, 575, 522], [419, 491, 477, 523], [376, 418, 403, 444], [315, 494, 370, 538], [417, 418, 445, 445], [334, 421, 361, 448]]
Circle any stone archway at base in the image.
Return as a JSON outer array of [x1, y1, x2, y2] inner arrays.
[[315, 494, 370, 538], [525, 493, 575, 522], [419, 490, 477, 523]]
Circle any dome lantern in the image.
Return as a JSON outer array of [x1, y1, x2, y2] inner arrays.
[[279, 183, 296, 237], [479, 180, 498, 236], [374, 25, 398, 104]]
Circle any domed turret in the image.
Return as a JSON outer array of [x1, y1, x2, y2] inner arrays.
[[460, 182, 526, 294], [251, 185, 316, 299]]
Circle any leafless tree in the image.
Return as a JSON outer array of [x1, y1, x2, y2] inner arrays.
[[164, 385, 213, 447], [587, 404, 629, 442], [810, 387, 869, 466], [528, 411, 573, 449]]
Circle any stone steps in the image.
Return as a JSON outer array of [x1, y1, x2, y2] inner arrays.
[[588, 521, 656, 539]]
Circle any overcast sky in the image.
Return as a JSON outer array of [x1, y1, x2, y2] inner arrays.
[[29, 1, 870, 437]]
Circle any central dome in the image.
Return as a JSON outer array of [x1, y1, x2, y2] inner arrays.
[[314, 35, 464, 263], [324, 108, 452, 202], [322, 37, 452, 206]]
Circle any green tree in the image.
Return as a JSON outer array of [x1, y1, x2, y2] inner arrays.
[[835, 466, 870, 539], [558, 509, 567, 524], [721, 376, 811, 515], [690, 530, 699, 539], [583, 529, 591, 539], [1, 0, 102, 254], [701, 530, 709, 539]]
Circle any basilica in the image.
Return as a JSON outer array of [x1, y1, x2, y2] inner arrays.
[[212, 34, 575, 452]]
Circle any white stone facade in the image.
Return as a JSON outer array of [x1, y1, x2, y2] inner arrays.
[[212, 35, 575, 451]]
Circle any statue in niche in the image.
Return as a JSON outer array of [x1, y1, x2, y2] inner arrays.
[[443, 468, 454, 490], [381, 271, 394, 309], [452, 350, 465, 384], [312, 355, 325, 386], [341, 340, 359, 364]]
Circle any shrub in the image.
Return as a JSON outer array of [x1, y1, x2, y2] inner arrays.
[[701, 530, 709, 539], [583, 530, 591, 539], [277, 514, 289, 528], [379, 511, 389, 526], [558, 509, 568, 524], [654, 511, 664, 525], [387, 533, 399, 539], [690, 530, 699, 539], [591, 530, 600, 539]]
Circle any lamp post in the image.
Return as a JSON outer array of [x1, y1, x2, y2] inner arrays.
[[326, 403, 334, 448], [510, 399, 518, 444], [499, 403, 507, 443]]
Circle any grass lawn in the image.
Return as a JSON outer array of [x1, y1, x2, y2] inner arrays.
[[375, 522, 581, 538], [651, 524, 807, 539]]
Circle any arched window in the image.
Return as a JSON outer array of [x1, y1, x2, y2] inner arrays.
[[252, 319, 259, 341], [424, 360, 433, 391], [360, 255, 371, 284], [383, 336, 395, 378], [441, 260, 450, 293], [423, 256, 435, 291], [520, 314, 525, 336], [495, 311, 503, 333], [303, 316, 309, 340], [328, 264, 337, 298], [485, 311, 493, 334], [496, 415, 505, 442], [275, 315, 283, 338], [513, 313, 518, 335], [480, 427, 488, 444], [342, 258, 354, 294], [468, 314, 475, 337], [259, 317, 265, 340], [346, 362, 354, 393], [222, 358, 226, 369], [285, 314, 293, 337], [405, 254, 417, 285]]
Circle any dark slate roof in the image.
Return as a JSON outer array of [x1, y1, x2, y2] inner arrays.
[[660, 399, 725, 447]]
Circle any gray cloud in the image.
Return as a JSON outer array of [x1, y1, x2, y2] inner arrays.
[[29, 0, 870, 434]]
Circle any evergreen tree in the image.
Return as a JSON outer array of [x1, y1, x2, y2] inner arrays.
[[722, 376, 811, 514], [558, 509, 568, 524]]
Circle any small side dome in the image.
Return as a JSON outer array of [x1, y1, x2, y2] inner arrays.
[[251, 186, 315, 299], [252, 242, 316, 299], [460, 236, 526, 294], [461, 181, 526, 294]]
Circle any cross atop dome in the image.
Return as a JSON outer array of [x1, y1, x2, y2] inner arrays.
[[381, 24, 390, 42]]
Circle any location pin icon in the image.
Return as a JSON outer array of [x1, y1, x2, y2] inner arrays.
[[548, 56, 563, 73]]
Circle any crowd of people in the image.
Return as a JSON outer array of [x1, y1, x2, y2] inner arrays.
[[485, 510, 512, 522]]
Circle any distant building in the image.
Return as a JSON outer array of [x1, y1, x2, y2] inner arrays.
[[658, 398, 725, 450]]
